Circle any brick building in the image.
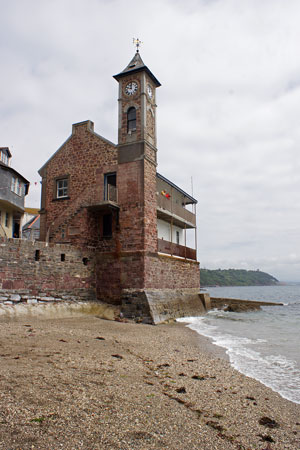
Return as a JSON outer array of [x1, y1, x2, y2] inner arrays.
[[38, 50, 200, 307]]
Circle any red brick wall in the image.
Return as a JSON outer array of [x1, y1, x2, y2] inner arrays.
[[39, 121, 117, 246], [143, 158, 158, 253], [118, 76, 142, 144], [95, 252, 145, 304], [144, 253, 200, 289], [117, 160, 144, 251], [0, 238, 95, 298], [95, 251, 200, 304]]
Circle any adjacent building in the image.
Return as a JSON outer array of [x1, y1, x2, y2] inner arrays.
[[22, 208, 40, 240], [0, 147, 29, 238], [38, 50, 200, 305]]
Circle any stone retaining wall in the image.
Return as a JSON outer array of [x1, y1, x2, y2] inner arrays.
[[0, 238, 96, 301], [122, 288, 207, 324]]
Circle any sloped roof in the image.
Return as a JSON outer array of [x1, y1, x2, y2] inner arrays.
[[25, 207, 40, 215], [0, 147, 12, 158], [113, 51, 161, 87], [38, 120, 116, 175], [157, 173, 197, 204], [0, 162, 30, 194], [22, 214, 40, 231]]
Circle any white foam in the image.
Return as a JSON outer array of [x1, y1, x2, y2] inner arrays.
[[178, 316, 300, 404]]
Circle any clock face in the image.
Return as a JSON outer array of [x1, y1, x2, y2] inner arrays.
[[147, 84, 153, 99], [125, 81, 138, 96]]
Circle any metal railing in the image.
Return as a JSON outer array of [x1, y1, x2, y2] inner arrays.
[[157, 195, 196, 226], [105, 184, 118, 203]]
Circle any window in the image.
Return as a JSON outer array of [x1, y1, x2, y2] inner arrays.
[[127, 107, 136, 132], [56, 178, 68, 198], [5, 213, 9, 228], [11, 177, 23, 196], [17, 180, 23, 196], [0, 151, 8, 165], [103, 214, 112, 237], [104, 173, 117, 202], [11, 177, 16, 193]]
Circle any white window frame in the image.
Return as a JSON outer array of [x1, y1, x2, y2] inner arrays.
[[11, 176, 16, 193], [56, 178, 68, 198], [11, 177, 23, 196], [1, 151, 8, 165]]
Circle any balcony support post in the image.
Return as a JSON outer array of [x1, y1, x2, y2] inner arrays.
[[184, 196, 187, 260], [171, 186, 173, 256], [171, 217, 173, 257], [194, 203, 197, 260]]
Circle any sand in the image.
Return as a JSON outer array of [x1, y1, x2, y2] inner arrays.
[[0, 308, 299, 450]]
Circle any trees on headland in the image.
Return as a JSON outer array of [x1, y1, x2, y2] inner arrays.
[[200, 268, 278, 287]]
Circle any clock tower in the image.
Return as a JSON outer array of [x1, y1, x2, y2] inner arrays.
[[113, 49, 161, 165], [113, 48, 161, 258]]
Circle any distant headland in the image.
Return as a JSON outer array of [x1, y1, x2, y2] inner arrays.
[[200, 268, 278, 287]]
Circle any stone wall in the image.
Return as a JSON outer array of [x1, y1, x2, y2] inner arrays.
[[39, 120, 117, 244], [0, 238, 95, 300], [122, 288, 206, 324], [144, 253, 200, 289]]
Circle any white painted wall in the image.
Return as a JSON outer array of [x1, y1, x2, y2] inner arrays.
[[157, 219, 184, 245]]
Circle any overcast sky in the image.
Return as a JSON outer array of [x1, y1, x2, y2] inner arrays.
[[1, 0, 300, 281]]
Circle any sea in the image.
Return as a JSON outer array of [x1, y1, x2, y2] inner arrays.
[[178, 285, 300, 405]]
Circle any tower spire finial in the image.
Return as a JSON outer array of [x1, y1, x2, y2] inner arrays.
[[133, 38, 142, 53]]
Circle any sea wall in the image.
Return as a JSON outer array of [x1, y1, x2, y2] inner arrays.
[[0, 238, 96, 301], [0, 238, 206, 323], [122, 289, 209, 324]]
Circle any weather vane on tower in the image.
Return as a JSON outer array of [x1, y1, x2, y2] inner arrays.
[[133, 38, 143, 52]]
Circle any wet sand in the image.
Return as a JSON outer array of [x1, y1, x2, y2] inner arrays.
[[0, 310, 299, 449]]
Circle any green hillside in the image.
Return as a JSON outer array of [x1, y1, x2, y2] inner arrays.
[[200, 268, 278, 287]]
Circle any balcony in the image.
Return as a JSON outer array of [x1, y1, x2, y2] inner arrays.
[[86, 184, 119, 212], [157, 194, 196, 228], [105, 183, 118, 203], [156, 174, 197, 228], [158, 238, 197, 261]]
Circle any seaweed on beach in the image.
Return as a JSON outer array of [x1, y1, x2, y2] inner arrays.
[[206, 420, 224, 432], [192, 374, 206, 380], [259, 417, 279, 429]]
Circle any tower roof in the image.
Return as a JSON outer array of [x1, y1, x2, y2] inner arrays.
[[113, 51, 161, 87]]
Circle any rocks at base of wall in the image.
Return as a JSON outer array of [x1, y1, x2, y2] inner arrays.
[[0, 289, 96, 305], [210, 297, 283, 312]]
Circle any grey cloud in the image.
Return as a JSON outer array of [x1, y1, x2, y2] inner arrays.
[[1, 0, 300, 280]]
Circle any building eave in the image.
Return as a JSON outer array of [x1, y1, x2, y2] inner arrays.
[[0, 163, 30, 195], [113, 66, 161, 87], [38, 120, 116, 176], [156, 172, 197, 204]]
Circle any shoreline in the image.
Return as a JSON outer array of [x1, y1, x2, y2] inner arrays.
[[177, 319, 230, 362], [1, 313, 299, 449], [179, 319, 300, 406]]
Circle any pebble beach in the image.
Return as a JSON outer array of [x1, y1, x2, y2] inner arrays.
[[0, 309, 299, 449]]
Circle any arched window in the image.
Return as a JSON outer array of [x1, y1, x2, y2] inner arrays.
[[127, 107, 136, 132]]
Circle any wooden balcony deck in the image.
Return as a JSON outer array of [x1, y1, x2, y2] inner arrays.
[[158, 238, 197, 261]]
